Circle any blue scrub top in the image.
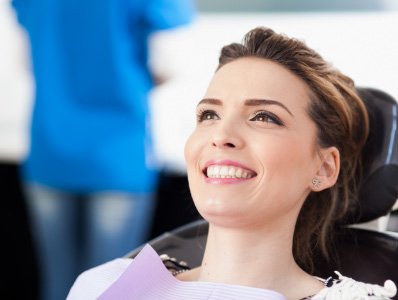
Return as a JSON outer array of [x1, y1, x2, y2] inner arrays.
[[12, 0, 195, 193]]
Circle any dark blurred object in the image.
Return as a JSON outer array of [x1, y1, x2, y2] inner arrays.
[[388, 211, 398, 231], [313, 227, 398, 287], [342, 88, 398, 225], [0, 162, 39, 300], [150, 172, 200, 239], [129, 219, 207, 266]]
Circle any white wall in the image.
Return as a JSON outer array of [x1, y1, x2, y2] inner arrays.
[[0, 2, 33, 162], [151, 12, 398, 173]]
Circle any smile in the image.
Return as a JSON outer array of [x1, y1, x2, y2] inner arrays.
[[204, 164, 257, 180]]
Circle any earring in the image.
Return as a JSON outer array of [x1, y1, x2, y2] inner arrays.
[[312, 177, 321, 189]]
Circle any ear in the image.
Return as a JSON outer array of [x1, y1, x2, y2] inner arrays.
[[311, 146, 340, 192]]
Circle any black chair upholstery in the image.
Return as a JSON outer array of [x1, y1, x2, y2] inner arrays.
[[127, 219, 208, 268], [344, 87, 398, 224], [128, 87, 398, 297]]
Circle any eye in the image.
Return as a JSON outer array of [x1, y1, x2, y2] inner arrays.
[[250, 111, 284, 126], [197, 109, 220, 123]]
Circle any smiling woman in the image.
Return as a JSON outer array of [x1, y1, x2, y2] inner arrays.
[[185, 57, 325, 236], [67, 27, 396, 300]]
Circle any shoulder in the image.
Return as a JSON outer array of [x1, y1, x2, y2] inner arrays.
[[66, 258, 132, 300], [312, 272, 397, 300], [142, 0, 196, 31]]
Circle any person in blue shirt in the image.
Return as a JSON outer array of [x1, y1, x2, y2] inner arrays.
[[11, 0, 195, 299]]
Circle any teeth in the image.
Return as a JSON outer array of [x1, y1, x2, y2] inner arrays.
[[206, 165, 255, 179], [220, 166, 228, 177]]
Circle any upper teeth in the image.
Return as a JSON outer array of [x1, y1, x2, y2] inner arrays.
[[206, 165, 255, 179]]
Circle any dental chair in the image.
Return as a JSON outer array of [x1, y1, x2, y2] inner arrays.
[[128, 87, 398, 292]]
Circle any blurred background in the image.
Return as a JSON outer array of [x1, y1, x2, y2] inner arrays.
[[1, 0, 397, 299]]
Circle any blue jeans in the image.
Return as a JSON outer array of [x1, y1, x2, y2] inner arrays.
[[25, 183, 155, 300]]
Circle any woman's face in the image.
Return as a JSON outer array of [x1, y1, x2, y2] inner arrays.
[[185, 57, 322, 229]]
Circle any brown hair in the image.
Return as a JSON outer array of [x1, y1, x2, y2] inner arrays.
[[217, 27, 369, 271]]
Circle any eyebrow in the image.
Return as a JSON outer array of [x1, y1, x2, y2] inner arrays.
[[245, 99, 294, 117], [197, 98, 222, 106], [197, 98, 294, 117]]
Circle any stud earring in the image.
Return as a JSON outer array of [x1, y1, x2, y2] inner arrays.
[[312, 177, 321, 189]]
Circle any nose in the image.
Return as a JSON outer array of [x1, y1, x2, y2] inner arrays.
[[211, 123, 244, 150]]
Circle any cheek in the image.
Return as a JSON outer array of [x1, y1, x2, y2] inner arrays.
[[184, 131, 205, 175], [255, 139, 315, 187], [184, 133, 197, 166]]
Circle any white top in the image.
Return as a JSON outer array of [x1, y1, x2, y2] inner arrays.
[[67, 245, 396, 300]]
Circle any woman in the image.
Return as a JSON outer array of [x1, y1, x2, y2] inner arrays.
[[67, 27, 397, 300]]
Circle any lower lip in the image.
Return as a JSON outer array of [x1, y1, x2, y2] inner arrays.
[[204, 176, 255, 184]]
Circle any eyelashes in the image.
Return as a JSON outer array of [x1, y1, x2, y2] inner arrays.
[[249, 111, 284, 126], [196, 109, 284, 126], [196, 109, 219, 122]]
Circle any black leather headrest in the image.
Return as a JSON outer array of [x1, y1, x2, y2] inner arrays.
[[344, 87, 398, 224]]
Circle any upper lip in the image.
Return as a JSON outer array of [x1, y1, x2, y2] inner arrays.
[[202, 159, 257, 177]]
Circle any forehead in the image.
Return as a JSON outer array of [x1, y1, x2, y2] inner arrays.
[[205, 57, 312, 109]]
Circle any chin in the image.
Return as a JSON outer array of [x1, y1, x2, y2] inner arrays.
[[194, 198, 246, 226]]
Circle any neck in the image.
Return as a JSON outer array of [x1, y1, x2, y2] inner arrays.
[[200, 222, 296, 283], [196, 220, 320, 299]]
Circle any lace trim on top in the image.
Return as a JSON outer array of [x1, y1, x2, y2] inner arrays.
[[160, 255, 397, 300], [160, 254, 191, 276], [311, 271, 397, 300]]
